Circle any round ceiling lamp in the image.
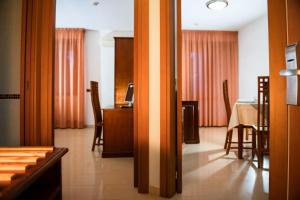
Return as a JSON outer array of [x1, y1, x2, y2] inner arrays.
[[206, 0, 228, 10]]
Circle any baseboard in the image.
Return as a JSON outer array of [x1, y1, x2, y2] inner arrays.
[[85, 125, 94, 128]]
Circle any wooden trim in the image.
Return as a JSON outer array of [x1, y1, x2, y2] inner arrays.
[[160, 0, 177, 197], [176, 0, 182, 193], [268, 0, 289, 199], [20, 0, 27, 146], [134, 0, 150, 193]]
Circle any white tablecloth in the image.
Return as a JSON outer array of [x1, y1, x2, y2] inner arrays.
[[228, 102, 258, 130]]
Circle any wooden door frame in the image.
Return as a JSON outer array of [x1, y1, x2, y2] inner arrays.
[[134, 0, 150, 193], [160, 0, 179, 197]]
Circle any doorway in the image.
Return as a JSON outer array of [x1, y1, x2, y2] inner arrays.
[[177, 0, 270, 199], [53, 0, 138, 198]]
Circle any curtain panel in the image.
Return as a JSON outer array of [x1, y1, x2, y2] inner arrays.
[[182, 30, 238, 126], [55, 28, 85, 129]]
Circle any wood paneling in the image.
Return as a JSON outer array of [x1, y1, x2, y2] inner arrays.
[[160, 0, 177, 197], [21, 0, 55, 146], [134, 0, 149, 193], [114, 37, 134, 105], [286, 0, 300, 199], [176, 0, 182, 193], [102, 108, 133, 158]]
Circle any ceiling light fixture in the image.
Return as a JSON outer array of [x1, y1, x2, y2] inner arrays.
[[206, 0, 228, 10], [93, 1, 100, 6]]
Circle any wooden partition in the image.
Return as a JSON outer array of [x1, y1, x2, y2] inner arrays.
[[21, 0, 56, 146]]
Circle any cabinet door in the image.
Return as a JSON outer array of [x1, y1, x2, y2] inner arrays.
[[114, 37, 134, 105]]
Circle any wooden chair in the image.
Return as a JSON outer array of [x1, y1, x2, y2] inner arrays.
[[223, 80, 256, 157], [256, 76, 270, 168], [90, 81, 103, 151]]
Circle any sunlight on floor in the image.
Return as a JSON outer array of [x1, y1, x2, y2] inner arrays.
[[55, 127, 269, 200]]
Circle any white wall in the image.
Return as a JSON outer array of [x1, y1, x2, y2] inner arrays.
[[238, 15, 269, 100], [84, 30, 101, 125], [0, 0, 22, 145], [56, 0, 134, 126]]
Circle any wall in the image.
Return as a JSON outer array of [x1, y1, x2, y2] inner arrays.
[[0, 0, 22, 145], [84, 30, 101, 125], [56, 0, 134, 126], [238, 15, 269, 100], [149, 0, 161, 192]]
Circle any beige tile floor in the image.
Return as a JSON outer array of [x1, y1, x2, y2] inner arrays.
[[55, 127, 269, 200]]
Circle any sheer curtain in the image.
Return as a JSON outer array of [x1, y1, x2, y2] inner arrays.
[[55, 28, 85, 128], [182, 30, 238, 126]]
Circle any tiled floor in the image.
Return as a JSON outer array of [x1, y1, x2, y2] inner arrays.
[[55, 127, 269, 200]]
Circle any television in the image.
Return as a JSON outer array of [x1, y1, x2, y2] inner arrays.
[[124, 83, 134, 107]]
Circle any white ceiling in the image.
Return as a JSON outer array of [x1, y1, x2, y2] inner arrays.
[[182, 0, 268, 31], [56, 0, 134, 31]]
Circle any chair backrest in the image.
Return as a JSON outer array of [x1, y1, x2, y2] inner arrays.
[[223, 80, 231, 125], [257, 76, 269, 132], [90, 81, 102, 124]]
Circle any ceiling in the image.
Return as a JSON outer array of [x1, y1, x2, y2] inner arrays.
[[56, 0, 134, 31], [182, 0, 268, 31]]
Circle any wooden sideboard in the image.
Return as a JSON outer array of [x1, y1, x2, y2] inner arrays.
[[102, 107, 133, 158], [114, 37, 134, 105], [182, 101, 200, 144], [0, 147, 68, 200]]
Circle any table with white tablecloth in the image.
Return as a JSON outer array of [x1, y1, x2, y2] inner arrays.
[[228, 102, 258, 159]]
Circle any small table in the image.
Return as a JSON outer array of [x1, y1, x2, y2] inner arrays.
[[228, 102, 257, 159]]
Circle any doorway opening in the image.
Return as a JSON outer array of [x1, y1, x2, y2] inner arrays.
[[53, 0, 138, 198], [178, 0, 270, 199]]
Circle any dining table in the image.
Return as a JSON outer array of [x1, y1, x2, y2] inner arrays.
[[228, 100, 258, 159]]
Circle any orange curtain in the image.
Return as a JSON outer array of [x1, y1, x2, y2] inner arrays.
[[55, 28, 85, 128], [182, 30, 238, 127]]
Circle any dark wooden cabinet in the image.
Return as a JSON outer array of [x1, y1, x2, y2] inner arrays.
[[182, 101, 200, 144], [0, 147, 68, 200], [114, 37, 134, 105], [102, 107, 133, 158]]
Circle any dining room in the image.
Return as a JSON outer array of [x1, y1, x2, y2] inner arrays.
[[179, 0, 270, 199]]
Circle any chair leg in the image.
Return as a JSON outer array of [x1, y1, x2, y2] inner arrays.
[[226, 130, 233, 155], [91, 126, 98, 151], [257, 131, 263, 168], [245, 128, 249, 141], [97, 126, 103, 144], [252, 129, 256, 160], [224, 131, 229, 149]]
